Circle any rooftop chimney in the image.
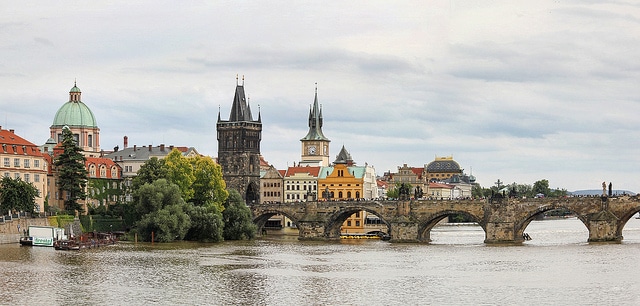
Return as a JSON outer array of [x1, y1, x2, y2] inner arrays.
[[134, 145, 137, 151], [160, 144, 165, 152], [149, 145, 152, 152], [124, 136, 128, 148], [9, 129, 14, 134]]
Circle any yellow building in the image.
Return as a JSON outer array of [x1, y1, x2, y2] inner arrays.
[[318, 146, 378, 234], [0, 128, 48, 213]]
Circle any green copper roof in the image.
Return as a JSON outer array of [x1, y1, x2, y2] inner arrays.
[[52, 84, 98, 128]]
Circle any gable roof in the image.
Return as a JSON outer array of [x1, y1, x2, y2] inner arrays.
[[0, 128, 45, 157], [285, 166, 321, 177]]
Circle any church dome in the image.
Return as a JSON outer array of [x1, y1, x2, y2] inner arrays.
[[426, 157, 462, 173], [52, 83, 98, 128]]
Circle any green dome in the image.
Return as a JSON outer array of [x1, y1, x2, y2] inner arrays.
[[52, 84, 98, 128]]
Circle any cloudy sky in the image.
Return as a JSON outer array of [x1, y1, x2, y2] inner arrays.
[[2, 1, 639, 192]]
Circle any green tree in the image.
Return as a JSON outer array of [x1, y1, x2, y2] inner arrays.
[[0, 177, 39, 214], [54, 127, 88, 214], [134, 179, 191, 242], [137, 204, 191, 242], [190, 155, 227, 209], [184, 203, 224, 242], [134, 179, 184, 217], [222, 190, 257, 240], [164, 149, 195, 202], [533, 179, 551, 196]]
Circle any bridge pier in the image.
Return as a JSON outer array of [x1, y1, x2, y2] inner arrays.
[[389, 221, 420, 243], [484, 222, 520, 244], [296, 221, 330, 241], [587, 210, 621, 242]]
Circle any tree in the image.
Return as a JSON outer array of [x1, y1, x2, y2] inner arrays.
[[134, 179, 191, 242], [533, 179, 551, 196], [131, 157, 168, 194], [190, 155, 227, 209], [0, 177, 39, 214], [164, 149, 195, 202], [54, 127, 88, 214], [184, 203, 224, 242], [134, 179, 184, 217], [137, 204, 191, 242], [222, 190, 257, 240]]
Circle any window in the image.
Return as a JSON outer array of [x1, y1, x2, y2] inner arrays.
[[4, 172, 9, 177], [14, 158, 20, 167], [24, 159, 30, 168], [14, 173, 20, 179], [88, 135, 93, 147], [355, 221, 360, 227], [24, 174, 30, 183], [34, 160, 40, 168], [100, 166, 106, 177], [3, 158, 9, 167], [347, 221, 352, 226], [34, 174, 40, 182]]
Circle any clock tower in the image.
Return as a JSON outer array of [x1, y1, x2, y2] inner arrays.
[[300, 85, 330, 167]]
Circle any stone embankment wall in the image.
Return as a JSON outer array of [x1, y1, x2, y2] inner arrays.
[[0, 218, 50, 244]]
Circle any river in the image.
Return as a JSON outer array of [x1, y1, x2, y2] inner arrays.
[[1, 217, 640, 305]]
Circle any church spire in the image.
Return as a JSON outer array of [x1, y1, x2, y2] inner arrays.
[[228, 77, 256, 122], [301, 83, 329, 141]]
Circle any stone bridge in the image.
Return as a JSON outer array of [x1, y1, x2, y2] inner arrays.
[[250, 196, 640, 243]]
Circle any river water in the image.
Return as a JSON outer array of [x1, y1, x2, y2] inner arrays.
[[1, 217, 640, 306]]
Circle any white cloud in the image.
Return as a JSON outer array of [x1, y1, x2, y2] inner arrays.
[[1, 1, 639, 192]]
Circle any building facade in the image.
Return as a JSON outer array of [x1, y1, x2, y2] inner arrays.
[[217, 78, 262, 204], [0, 128, 48, 213]]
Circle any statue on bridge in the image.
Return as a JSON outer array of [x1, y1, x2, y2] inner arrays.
[[414, 186, 423, 199], [399, 183, 411, 200]]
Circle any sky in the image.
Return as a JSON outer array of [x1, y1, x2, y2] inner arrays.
[[1, 1, 639, 192]]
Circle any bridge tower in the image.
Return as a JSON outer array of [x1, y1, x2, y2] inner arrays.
[[299, 84, 331, 167], [217, 76, 262, 204]]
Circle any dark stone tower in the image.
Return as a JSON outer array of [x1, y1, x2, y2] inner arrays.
[[217, 77, 262, 204]]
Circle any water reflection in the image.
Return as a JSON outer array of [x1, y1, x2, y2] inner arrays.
[[0, 218, 639, 305]]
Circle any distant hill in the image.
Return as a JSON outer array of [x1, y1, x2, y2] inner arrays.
[[570, 189, 636, 196]]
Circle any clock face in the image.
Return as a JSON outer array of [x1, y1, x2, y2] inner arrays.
[[308, 145, 316, 155]]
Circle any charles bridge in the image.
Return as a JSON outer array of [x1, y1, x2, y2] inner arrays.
[[250, 195, 640, 243]]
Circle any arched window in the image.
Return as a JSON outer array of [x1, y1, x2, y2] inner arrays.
[[356, 191, 360, 198], [338, 191, 343, 199], [347, 191, 352, 198]]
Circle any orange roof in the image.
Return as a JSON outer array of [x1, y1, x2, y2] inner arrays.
[[0, 129, 45, 157], [411, 167, 424, 179], [285, 166, 321, 177], [278, 169, 286, 177], [86, 157, 122, 179]]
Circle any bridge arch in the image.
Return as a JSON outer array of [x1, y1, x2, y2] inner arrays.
[[252, 209, 301, 234], [515, 203, 589, 242], [324, 205, 390, 239], [615, 202, 640, 240], [417, 210, 485, 242]]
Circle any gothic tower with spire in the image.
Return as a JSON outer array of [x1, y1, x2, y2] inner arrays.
[[217, 77, 262, 204], [299, 84, 331, 167]]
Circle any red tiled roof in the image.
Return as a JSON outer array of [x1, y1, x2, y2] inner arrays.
[[0, 129, 45, 157], [411, 167, 424, 179], [86, 157, 122, 179], [285, 166, 321, 177]]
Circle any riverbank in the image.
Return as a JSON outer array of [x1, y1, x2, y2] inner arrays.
[[0, 217, 49, 244]]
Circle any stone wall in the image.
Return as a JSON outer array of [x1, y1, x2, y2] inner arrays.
[[0, 217, 50, 244]]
